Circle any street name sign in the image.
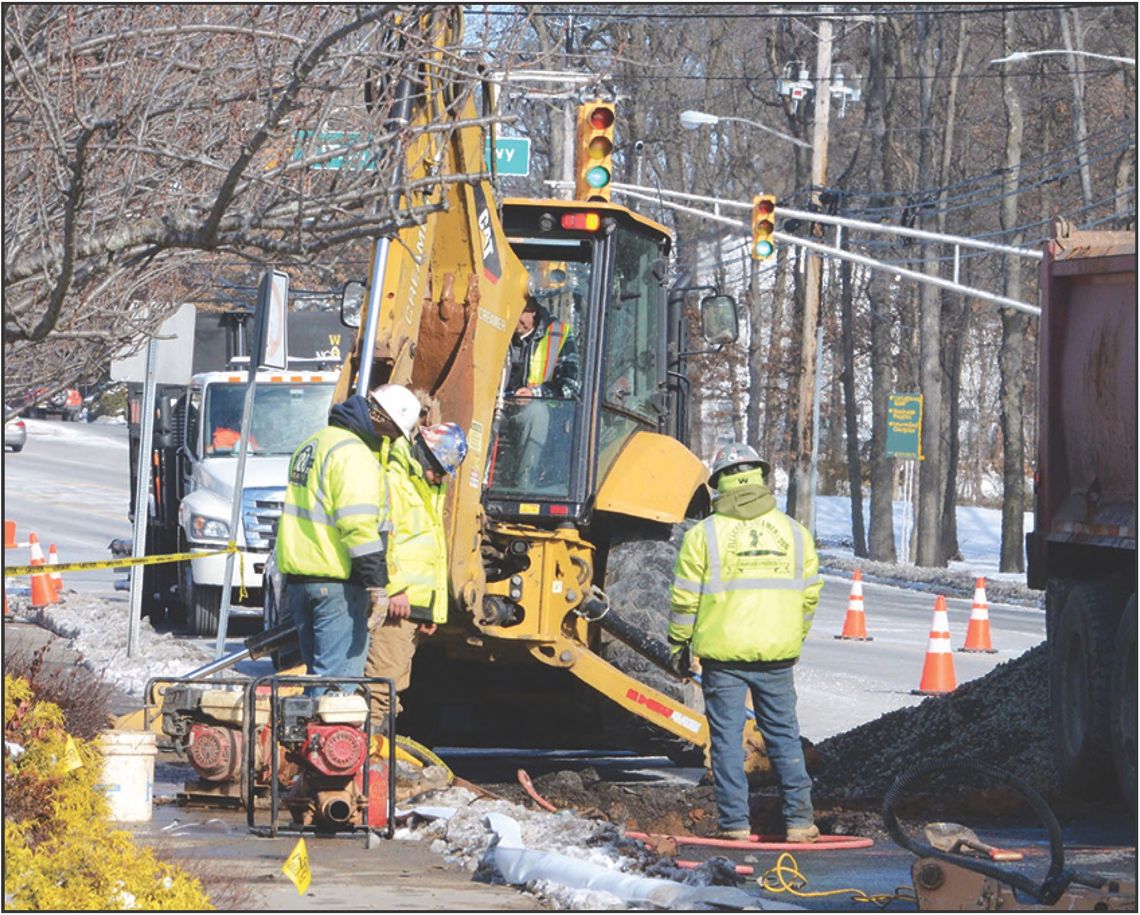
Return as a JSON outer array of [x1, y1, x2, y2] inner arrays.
[[485, 136, 530, 176]]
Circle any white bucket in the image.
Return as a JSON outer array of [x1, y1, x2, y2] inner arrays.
[[96, 730, 157, 822]]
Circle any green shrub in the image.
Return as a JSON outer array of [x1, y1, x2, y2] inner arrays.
[[3, 675, 213, 910]]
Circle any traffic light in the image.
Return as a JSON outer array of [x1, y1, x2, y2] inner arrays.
[[751, 194, 777, 260], [575, 101, 615, 202]]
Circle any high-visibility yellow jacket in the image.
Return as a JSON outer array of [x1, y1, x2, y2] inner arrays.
[[276, 425, 389, 584], [382, 438, 449, 624], [526, 320, 571, 385], [668, 508, 822, 663]]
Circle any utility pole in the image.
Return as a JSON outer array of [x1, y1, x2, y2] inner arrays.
[[561, 15, 576, 197], [790, 8, 832, 531]]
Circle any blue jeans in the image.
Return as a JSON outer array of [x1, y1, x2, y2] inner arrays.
[[287, 579, 369, 694], [701, 663, 814, 831]]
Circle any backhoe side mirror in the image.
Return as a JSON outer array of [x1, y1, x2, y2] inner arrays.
[[700, 294, 739, 345], [340, 281, 365, 329]]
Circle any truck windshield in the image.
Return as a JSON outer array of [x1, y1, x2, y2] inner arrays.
[[204, 382, 335, 456]]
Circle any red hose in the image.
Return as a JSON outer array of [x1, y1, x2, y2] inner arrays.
[[626, 830, 874, 852], [517, 768, 558, 812], [676, 859, 754, 875]]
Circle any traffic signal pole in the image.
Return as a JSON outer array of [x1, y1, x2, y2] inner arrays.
[[604, 182, 1042, 313]]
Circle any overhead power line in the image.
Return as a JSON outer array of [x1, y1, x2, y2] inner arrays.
[[467, 4, 1115, 22]]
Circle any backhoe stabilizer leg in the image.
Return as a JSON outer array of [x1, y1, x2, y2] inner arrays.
[[529, 639, 708, 746]]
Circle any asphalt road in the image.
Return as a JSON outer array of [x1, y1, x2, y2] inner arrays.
[[797, 578, 1044, 740], [3, 417, 132, 594]]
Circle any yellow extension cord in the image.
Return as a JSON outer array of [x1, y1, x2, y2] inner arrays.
[[758, 852, 917, 909]]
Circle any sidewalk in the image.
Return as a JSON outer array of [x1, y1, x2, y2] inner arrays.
[[2, 618, 546, 911]]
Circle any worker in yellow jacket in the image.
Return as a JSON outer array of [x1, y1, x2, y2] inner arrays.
[[276, 385, 421, 693], [365, 422, 468, 731], [668, 443, 823, 844]]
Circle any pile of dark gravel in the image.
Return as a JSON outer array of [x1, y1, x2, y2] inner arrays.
[[812, 642, 1059, 815]]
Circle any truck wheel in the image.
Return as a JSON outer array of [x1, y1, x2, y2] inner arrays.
[[186, 576, 222, 637], [1050, 582, 1121, 796], [1109, 597, 1137, 810], [599, 526, 704, 763]]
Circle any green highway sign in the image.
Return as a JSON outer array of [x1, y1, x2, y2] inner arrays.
[[293, 130, 375, 171], [485, 136, 531, 176], [887, 392, 923, 459]]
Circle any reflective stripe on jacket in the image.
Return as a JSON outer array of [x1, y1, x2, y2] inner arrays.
[[382, 438, 449, 624], [276, 425, 387, 580], [526, 320, 570, 386], [667, 509, 823, 662]]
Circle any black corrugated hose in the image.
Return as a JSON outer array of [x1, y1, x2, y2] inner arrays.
[[882, 757, 1098, 906]]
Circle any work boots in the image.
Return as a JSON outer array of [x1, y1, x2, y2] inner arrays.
[[715, 827, 752, 841], [786, 823, 820, 844]]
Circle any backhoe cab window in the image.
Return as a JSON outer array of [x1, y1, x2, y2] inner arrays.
[[488, 254, 589, 498], [598, 227, 664, 482], [203, 383, 335, 456]]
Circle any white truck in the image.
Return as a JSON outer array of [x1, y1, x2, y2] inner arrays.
[[126, 306, 342, 634]]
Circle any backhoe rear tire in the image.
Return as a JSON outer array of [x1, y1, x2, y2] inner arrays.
[[1049, 581, 1120, 797], [599, 526, 704, 764], [1109, 597, 1137, 810]]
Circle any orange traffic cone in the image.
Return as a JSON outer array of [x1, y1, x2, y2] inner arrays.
[[959, 577, 997, 653], [48, 544, 63, 597], [835, 569, 873, 640], [4, 520, 16, 549], [912, 595, 957, 695], [28, 533, 56, 609]]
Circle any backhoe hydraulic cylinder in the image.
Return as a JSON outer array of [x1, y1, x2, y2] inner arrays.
[[596, 607, 678, 677]]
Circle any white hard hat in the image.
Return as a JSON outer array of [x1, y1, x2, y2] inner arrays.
[[368, 384, 420, 440], [709, 442, 771, 484]]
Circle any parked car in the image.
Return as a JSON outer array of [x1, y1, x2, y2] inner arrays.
[[4, 407, 27, 452]]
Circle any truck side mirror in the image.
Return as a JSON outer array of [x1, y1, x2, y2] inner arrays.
[[700, 294, 739, 345], [340, 281, 366, 329]]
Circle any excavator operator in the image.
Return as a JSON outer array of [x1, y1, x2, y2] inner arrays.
[[501, 295, 580, 488]]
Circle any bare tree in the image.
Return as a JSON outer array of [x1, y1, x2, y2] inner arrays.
[[997, 12, 1030, 573], [3, 5, 521, 397]]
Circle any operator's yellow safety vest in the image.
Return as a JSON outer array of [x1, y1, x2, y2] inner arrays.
[[667, 509, 823, 662], [276, 426, 388, 580], [526, 320, 570, 387], [382, 438, 449, 624]]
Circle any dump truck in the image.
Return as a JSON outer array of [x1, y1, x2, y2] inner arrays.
[[125, 303, 344, 634], [1026, 221, 1136, 807], [261, 8, 754, 760]]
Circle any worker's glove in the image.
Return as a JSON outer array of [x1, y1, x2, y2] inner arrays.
[[667, 643, 693, 680], [367, 587, 390, 627]]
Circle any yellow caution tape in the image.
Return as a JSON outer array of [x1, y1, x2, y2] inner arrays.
[[3, 545, 238, 577]]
